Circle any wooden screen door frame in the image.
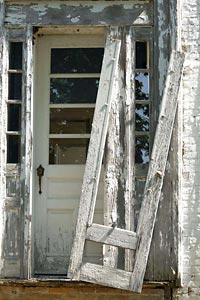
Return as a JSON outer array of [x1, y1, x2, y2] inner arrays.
[[32, 29, 105, 276]]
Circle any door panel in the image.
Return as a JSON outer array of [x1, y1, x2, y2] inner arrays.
[[33, 34, 104, 275]]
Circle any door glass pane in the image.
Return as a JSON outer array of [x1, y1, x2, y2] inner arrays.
[[50, 108, 94, 134], [135, 72, 149, 101], [50, 78, 99, 104], [51, 48, 104, 73], [49, 138, 89, 164]]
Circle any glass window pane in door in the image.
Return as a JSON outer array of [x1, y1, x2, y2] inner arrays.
[[50, 78, 99, 104], [49, 138, 89, 164], [50, 108, 94, 134], [51, 48, 104, 73]]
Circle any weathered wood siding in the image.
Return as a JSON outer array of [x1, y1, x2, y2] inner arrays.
[[144, 0, 181, 282], [5, 1, 153, 26]]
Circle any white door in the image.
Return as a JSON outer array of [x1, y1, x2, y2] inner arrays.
[[33, 33, 104, 275]]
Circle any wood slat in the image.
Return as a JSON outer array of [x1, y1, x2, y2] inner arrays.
[[86, 224, 137, 250], [68, 28, 121, 280], [5, 2, 153, 26], [124, 26, 135, 272], [80, 263, 132, 291], [130, 50, 185, 292]]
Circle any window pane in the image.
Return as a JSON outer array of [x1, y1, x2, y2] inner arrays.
[[50, 78, 99, 104], [136, 42, 148, 69], [135, 104, 149, 132], [9, 42, 23, 70], [135, 72, 149, 101], [50, 108, 94, 134], [49, 138, 89, 164], [8, 73, 22, 100], [8, 104, 21, 131], [135, 136, 149, 164], [51, 48, 104, 73], [7, 135, 20, 163]]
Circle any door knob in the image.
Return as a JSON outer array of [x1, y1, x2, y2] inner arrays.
[[37, 164, 45, 194]]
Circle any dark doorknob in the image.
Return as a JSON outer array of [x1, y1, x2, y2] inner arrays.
[[36, 164, 45, 194]]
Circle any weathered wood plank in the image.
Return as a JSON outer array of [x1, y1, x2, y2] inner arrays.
[[130, 50, 184, 292], [5, 2, 153, 26], [7, 28, 26, 40], [80, 262, 132, 290], [144, 0, 171, 281], [0, 0, 6, 277], [21, 26, 33, 279], [68, 29, 121, 280], [123, 27, 135, 272], [103, 27, 121, 269], [86, 224, 137, 250]]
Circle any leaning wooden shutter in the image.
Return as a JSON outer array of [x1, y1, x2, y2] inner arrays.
[[68, 25, 184, 292]]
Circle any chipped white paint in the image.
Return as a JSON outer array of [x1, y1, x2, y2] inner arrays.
[[5, 1, 153, 26], [71, 16, 80, 23], [176, 0, 200, 298], [0, 0, 6, 276]]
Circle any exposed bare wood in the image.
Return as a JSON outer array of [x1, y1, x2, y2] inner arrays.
[[80, 262, 132, 290], [86, 224, 137, 250], [5, 2, 153, 26], [123, 26, 135, 272], [22, 26, 33, 279], [103, 27, 121, 269], [130, 50, 184, 292], [68, 29, 121, 280]]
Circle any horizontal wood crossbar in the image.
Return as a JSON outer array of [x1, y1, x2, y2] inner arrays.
[[80, 263, 132, 291], [86, 224, 137, 250], [5, 2, 153, 26]]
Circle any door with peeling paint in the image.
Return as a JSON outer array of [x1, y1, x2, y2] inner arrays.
[[33, 33, 104, 275]]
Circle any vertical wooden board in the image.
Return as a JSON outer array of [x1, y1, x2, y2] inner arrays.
[[103, 63, 120, 268], [123, 27, 135, 272], [144, 0, 175, 281], [0, 1, 7, 276], [21, 26, 33, 279], [68, 29, 121, 280], [103, 27, 125, 269], [131, 50, 184, 293]]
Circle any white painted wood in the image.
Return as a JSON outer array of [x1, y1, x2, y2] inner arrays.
[[23, 25, 33, 279], [130, 50, 185, 292], [103, 27, 121, 269], [86, 224, 137, 250], [124, 27, 135, 272], [68, 29, 121, 280], [50, 73, 100, 79], [5, 2, 153, 26], [33, 33, 104, 275]]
